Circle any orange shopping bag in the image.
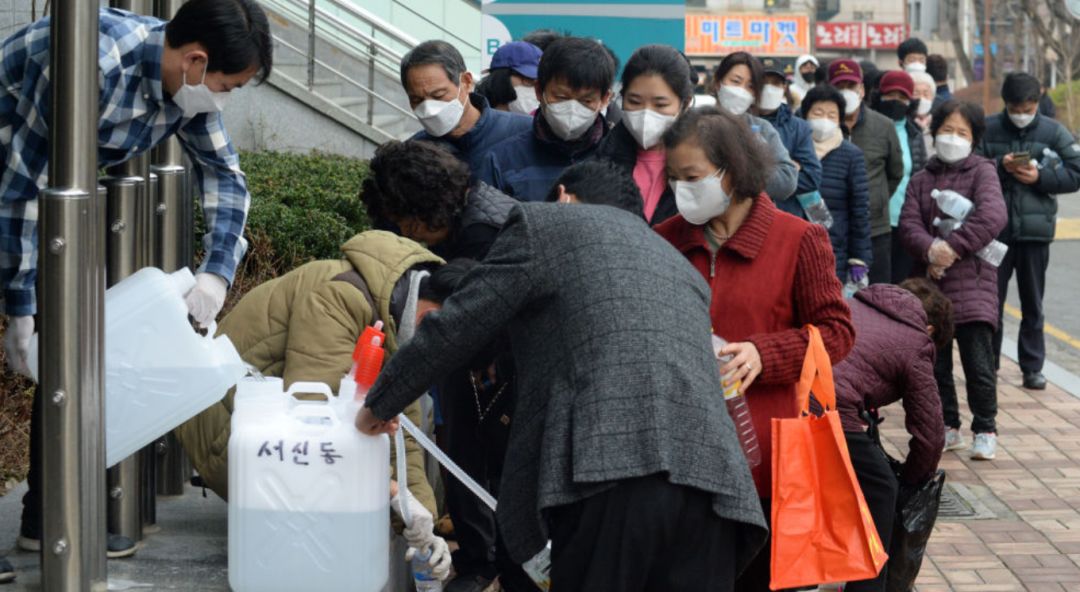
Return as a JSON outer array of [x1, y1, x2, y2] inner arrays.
[[769, 325, 888, 590]]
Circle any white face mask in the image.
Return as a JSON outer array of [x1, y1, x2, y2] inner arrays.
[[904, 62, 927, 74], [935, 134, 972, 163], [717, 85, 755, 116], [172, 65, 230, 117], [670, 169, 731, 225], [758, 85, 785, 112], [508, 86, 539, 115], [808, 117, 840, 142], [840, 89, 862, 116], [916, 98, 933, 116], [414, 91, 466, 137], [1009, 111, 1036, 129], [543, 99, 599, 141], [622, 108, 677, 150]]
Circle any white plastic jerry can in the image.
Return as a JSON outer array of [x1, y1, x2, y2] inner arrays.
[[228, 379, 391, 592], [28, 267, 247, 468]]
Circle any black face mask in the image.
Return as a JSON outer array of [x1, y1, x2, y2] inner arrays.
[[876, 99, 910, 122], [801, 71, 815, 84]]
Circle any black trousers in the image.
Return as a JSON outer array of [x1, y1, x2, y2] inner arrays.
[[993, 241, 1050, 375], [21, 385, 41, 538], [936, 322, 998, 433], [844, 431, 899, 592], [869, 232, 892, 285], [890, 231, 914, 284], [438, 366, 529, 587], [549, 475, 737, 591]]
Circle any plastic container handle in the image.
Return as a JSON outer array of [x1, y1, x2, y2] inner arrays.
[[285, 382, 336, 402]]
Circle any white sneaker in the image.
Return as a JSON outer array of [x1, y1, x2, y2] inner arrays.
[[944, 428, 966, 451], [970, 432, 998, 460]]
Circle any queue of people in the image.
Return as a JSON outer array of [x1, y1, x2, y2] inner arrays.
[[3, 4, 1080, 588]]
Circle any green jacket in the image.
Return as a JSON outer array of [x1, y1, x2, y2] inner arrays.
[[175, 231, 444, 515], [978, 112, 1080, 243], [849, 106, 905, 237]]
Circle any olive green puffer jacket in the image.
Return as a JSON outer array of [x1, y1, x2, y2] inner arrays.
[[175, 231, 443, 515]]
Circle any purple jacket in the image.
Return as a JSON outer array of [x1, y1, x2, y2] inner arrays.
[[899, 154, 1007, 328], [835, 285, 944, 484]]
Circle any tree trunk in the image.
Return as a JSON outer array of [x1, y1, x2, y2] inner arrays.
[[946, 0, 977, 83]]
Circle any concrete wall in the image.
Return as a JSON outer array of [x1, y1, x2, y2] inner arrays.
[[0, 0, 35, 39], [221, 82, 379, 159]]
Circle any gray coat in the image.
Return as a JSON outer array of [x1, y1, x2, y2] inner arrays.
[[366, 203, 768, 567], [745, 113, 800, 202]]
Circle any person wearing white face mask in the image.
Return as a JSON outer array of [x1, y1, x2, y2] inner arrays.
[[897, 37, 929, 75], [709, 52, 799, 207], [655, 108, 855, 592], [910, 71, 937, 157], [476, 41, 543, 115], [404, 41, 533, 176], [593, 45, 693, 225], [477, 36, 614, 203], [800, 85, 872, 285], [757, 60, 823, 221], [828, 59, 904, 285], [977, 73, 1080, 393], [0, 0, 273, 560], [899, 99, 1008, 463]]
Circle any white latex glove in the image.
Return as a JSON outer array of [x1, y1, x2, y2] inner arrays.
[[184, 273, 227, 328], [4, 315, 34, 377], [405, 537, 453, 582], [392, 492, 436, 550]]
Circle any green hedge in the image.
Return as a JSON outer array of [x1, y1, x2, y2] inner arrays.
[[206, 150, 372, 315], [240, 150, 371, 267]]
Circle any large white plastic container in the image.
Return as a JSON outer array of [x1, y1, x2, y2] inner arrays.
[[28, 267, 247, 467], [228, 379, 390, 592]]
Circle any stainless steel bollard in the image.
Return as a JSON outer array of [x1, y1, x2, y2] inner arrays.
[[102, 157, 146, 541], [40, 0, 105, 589], [151, 0, 196, 499]]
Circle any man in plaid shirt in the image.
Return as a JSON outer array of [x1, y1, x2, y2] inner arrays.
[[0, 0, 271, 565]]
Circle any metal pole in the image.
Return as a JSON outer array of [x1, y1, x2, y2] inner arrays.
[[153, 0, 195, 498], [102, 156, 145, 542], [307, 0, 317, 90], [40, 0, 105, 589]]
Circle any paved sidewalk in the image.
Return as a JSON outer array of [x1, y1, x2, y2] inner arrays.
[[4, 354, 1080, 590], [878, 355, 1080, 591]]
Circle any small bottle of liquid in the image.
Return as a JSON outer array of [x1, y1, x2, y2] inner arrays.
[[411, 547, 443, 592], [712, 335, 762, 468], [796, 191, 835, 229], [931, 189, 973, 221]]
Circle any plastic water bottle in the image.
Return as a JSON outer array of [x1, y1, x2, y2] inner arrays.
[[931, 189, 973, 221], [522, 543, 552, 590], [1038, 148, 1061, 170], [976, 240, 1009, 267], [711, 335, 762, 468], [932, 216, 964, 237], [796, 191, 835, 229], [412, 547, 443, 592]]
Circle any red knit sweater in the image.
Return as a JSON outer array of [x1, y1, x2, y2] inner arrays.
[[655, 196, 855, 496]]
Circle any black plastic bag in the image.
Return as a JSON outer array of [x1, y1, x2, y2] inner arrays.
[[885, 457, 946, 592]]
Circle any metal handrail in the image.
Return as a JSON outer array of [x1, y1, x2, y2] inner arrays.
[[390, 0, 478, 51], [273, 35, 416, 121]]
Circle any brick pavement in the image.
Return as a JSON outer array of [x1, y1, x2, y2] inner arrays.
[[877, 355, 1080, 591]]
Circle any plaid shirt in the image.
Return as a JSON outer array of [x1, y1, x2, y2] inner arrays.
[[0, 8, 250, 316]]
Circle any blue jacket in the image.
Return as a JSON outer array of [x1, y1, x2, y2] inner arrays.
[[761, 104, 822, 217], [476, 112, 607, 202], [819, 139, 873, 279], [412, 94, 533, 174], [764, 104, 820, 217]]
